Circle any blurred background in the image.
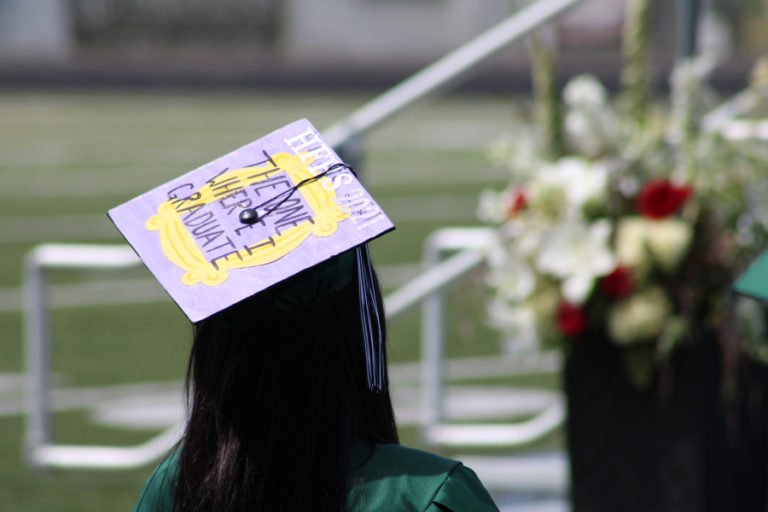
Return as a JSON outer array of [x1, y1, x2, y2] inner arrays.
[[0, 0, 765, 87], [1, 0, 767, 511]]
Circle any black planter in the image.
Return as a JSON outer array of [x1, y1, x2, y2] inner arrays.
[[564, 334, 768, 512]]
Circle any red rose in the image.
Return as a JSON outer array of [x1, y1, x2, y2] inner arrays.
[[505, 188, 527, 218], [636, 179, 692, 219], [599, 265, 635, 299], [556, 302, 587, 337]]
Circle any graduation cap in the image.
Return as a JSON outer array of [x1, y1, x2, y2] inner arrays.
[[734, 247, 768, 303], [109, 119, 394, 390]]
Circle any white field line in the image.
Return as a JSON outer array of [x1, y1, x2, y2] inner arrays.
[[0, 170, 178, 198], [0, 263, 424, 312], [0, 106, 511, 169], [0, 278, 168, 312], [0, 373, 27, 392], [389, 352, 562, 384], [393, 385, 562, 424], [0, 167, 506, 198], [86, 385, 562, 430], [380, 194, 481, 221], [0, 194, 481, 243], [0, 214, 119, 243], [0, 356, 560, 419], [368, 170, 505, 187], [0, 133, 496, 171], [0, 381, 183, 416]]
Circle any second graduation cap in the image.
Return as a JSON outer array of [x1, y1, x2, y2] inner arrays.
[[734, 247, 768, 303]]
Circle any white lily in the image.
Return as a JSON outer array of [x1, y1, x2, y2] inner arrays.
[[535, 218, 616, 304], [535, 157, 609, 214]]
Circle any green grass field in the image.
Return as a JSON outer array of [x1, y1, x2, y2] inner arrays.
[[0, 89, 560, 510]]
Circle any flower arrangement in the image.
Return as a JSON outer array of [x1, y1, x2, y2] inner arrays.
[[478, 6, 768, 387]]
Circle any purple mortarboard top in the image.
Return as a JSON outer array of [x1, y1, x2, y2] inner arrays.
[[108, 119, 394, 323]]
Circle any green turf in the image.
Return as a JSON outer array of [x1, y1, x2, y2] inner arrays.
[[0, 89, 560, 509], [0, 312, 22, 373], [50, 303, 189, 386], [0, 416, 151, 512]]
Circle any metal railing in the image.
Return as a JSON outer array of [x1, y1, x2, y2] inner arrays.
[[22, 244, 182, 470], [415, 229, 564, 449], [24, 230, 564, 471], [324, 0, 586, 163], [18, 236, 465, 468]]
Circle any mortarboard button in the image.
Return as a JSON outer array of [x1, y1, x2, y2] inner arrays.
[[239, 208, 259, 225]]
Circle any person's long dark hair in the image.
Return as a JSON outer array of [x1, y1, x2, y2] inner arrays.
[[173, 267, 399, 511]]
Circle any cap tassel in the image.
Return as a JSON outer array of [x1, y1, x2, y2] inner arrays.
[[356, 244, 384, 392]]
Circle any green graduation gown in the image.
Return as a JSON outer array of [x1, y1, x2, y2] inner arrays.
[[133, 442, 499, 511]]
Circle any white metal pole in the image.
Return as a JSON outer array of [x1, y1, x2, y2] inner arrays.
[[421, 238, 449, 436], [323, 0, 586, 148], [23, 249, 51, 466], [23, 244, 143, 469]]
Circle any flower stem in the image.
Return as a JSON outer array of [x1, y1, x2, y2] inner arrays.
[[530, 33, 565, 159], [621, 0, 652, 126]]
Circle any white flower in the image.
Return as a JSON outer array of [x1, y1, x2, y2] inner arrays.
[[615, 217, 693, 273], [608, 287, 672, 344], [562, 75, 619, 158], [486, 250, 536, 304], [564, 109, 619, 158], [487, 131, 541, 180], [615, 217, 651, 271], [535, 157, 609, 213], [477, 189, 507, 223], [512, 226, 542, 257], [563, 74, 608, 109], [646, 219, 693, 271], [535, 219, 616, 304]]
